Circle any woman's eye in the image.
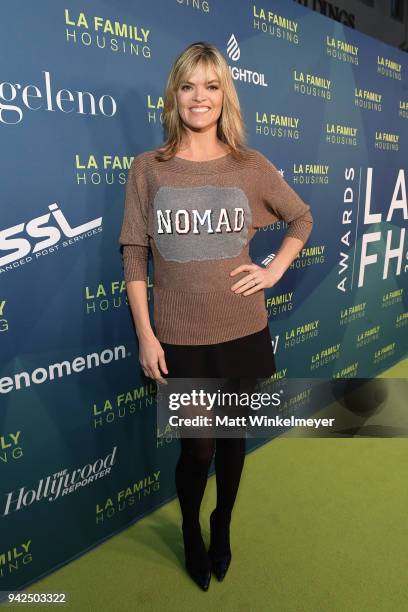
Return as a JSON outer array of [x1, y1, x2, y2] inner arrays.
[[180, 85, 219, 91]]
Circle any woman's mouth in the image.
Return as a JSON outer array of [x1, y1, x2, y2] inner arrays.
[[189, 107, 211, 113]]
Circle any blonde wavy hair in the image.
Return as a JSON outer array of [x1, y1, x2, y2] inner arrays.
[[155, 41, 251, 163]]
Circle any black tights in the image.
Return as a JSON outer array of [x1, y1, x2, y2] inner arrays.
[[176, 436, 246, 566], [176, 435, 246, 528], [175, 377, 256, 566]]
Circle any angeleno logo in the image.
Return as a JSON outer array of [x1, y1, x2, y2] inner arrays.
[[226, 34, 268, 87], [0, 70, 117, 125], [0, 203, 102, 268]]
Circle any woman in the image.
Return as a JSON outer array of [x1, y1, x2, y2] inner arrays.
[[119, 41, 313, 591]]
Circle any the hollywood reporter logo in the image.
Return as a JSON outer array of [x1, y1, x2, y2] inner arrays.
[[2, 446, 117, 516], [0, 203, 102, 266]]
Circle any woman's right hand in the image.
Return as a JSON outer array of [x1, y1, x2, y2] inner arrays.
[[139, 335, 169, 385]]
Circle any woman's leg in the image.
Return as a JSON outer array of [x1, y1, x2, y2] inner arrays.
[[213, 436, 246, 521], [210, 377, 257, 558], [175, 435, 215, 569], [210, 436, 246, 559]]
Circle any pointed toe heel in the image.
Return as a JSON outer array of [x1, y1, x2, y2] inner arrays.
[[181, 523, 212, 591], [210, 553, 232, 581], [208, 509, 233, 581], [185, 561, 212, 591]]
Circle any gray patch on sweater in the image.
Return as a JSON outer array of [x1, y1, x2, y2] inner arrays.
[[153, 185, 251, 262]]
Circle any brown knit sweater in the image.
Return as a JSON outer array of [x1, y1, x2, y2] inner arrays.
[[118, 147, 313, 345]]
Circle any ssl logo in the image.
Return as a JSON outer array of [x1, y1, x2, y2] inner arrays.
[[0, 203, 102, 266]]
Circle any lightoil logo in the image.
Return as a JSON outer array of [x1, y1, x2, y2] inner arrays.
[[226, 34, 268, 87], [227, 33, 241, 61]]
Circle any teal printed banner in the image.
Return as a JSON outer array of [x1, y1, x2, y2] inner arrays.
[[0, 0, 407, 593]]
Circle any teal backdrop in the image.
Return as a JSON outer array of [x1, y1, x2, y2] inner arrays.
[[0, 0, 407, 593]]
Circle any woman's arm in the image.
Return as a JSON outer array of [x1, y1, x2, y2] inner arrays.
[[126, 279, 155, 342], [267, 209, 313, 278], [126, 279, 168, 385], [118, 155, 168, 385], [230, 235, 306, 295], [230, 210, 313, 294], [264, 234, 304, 282], [230, 154, 314, 295]]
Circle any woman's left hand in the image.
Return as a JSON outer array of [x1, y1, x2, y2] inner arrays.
[[230, 262, 283, 296]]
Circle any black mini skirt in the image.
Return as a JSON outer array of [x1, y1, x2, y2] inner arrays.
[[161, 325, 276, 379]]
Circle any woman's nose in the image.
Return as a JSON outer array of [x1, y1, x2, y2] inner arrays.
[[192, 89, 207, 101]]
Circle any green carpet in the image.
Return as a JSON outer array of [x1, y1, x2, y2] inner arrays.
[[6, 359, 408, 611]]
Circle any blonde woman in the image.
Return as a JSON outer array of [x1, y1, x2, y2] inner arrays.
[[119, 41, 313, 591]]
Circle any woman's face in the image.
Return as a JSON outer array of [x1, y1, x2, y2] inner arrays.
[[176, 63, 224, 133]]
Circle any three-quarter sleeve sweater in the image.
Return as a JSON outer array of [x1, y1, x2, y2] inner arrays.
[[118, 147, 314, 345]]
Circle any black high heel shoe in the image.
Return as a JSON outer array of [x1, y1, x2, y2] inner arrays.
[[182, 524, 212, 591], [208, 509, 232, 581]]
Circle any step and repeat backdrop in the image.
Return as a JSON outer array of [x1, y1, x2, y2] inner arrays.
[[1, 0, 407, 593]]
